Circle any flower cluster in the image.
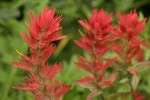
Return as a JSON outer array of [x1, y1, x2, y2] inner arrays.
[[75, 9, 147, 100], [112, 11, 147, 100], [113, 11, 147, 76], [12, 7, 148, 100], [74, 9, 119, 100], [12, 8, 71, 100]]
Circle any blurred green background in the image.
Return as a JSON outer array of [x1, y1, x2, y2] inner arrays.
[[0, 0, 150, 100]]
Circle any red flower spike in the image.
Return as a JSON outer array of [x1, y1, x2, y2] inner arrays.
[[118, 11, 146, 36], [112, 10, 147, 100], [113, 10, 146, 70], [12, 7, 71, 100], [75, 9, 118, 100]]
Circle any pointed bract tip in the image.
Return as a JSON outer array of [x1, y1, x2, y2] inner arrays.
[[15, 49, 23, 56]]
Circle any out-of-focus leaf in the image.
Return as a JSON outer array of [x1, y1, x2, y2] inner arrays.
[[139, 12, 144, 21], [54, 35, 72, 57], [81, 5, 92, 17], [134, 61, 150, 69], [131, 76, 140, 90], [0, 8, 19, 19], [114, 0, 133, 12], [119, 78, 128, 84], [1, 68, 17, 100], [141, 74, 150, 94], [56, 54, 88, 84], [106, 92, 130, 100]]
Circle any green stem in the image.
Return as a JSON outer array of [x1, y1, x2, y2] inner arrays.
[[92, 46, 105, 100], [127, 72, 135, 100], [100, 94, 105, 100], [97, 92, 105, 100]]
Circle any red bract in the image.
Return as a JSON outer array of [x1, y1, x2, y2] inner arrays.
[[113, 11, 146, 76], [12, 7, 71, 100], [75, 9, 118, 100], [134, 92, 144, 100]]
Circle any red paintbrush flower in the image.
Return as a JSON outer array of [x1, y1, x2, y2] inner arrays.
[[12, 7, 71, 100], [112, 10, 147, 100], [75, 9, 118, 100], [75, 9, 118, 55], [112, 11, 147, 76]]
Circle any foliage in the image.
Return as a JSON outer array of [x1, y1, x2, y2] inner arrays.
[[0, 0, 150, 100]]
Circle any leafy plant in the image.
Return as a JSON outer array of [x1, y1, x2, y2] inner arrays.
[[75, 9, 150, 100], [1, 1, 150, 100], [12, 7, 71, 100]]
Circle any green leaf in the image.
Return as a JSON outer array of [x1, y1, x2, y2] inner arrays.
[[131, 76, 140, 90], [106, 92, 130, 100]]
